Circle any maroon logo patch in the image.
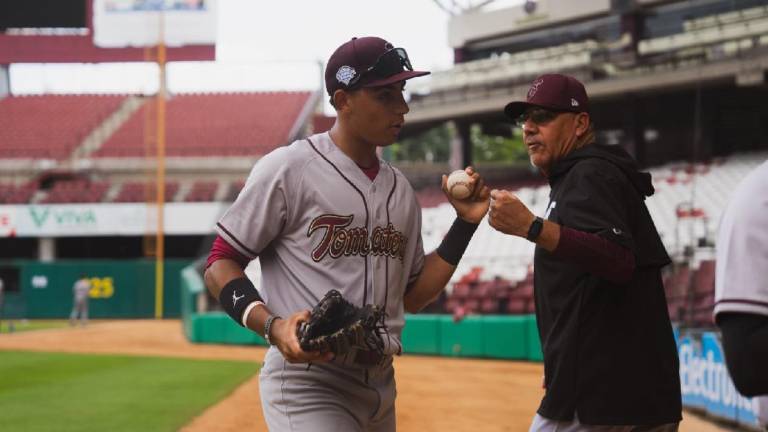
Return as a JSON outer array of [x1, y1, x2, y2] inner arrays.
[[307, 214, 408, 262]]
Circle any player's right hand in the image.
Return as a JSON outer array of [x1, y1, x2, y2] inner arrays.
[[271, 310, 334, 364], [442, 166, 491, 224]]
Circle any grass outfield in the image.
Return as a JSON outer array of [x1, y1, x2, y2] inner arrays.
[[0, 351, 260, 432], [0, 320, 70, 333]]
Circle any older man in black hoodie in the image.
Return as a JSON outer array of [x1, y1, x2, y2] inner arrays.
[[489, 74, 682, 431]]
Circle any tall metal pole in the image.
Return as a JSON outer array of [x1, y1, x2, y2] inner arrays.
[[154, 12, 167, 319]]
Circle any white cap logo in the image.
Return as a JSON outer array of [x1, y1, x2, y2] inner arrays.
[[336, 65, 357, 86], [528, 78, 544, 99], [571, 98, 579, 107]]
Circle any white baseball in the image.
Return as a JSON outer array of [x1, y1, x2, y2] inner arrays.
[[446, 170, 474, 200]]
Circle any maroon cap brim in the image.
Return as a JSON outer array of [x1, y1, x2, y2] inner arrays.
[[362, 70, 430, 88], [504, 101, 532, 120]]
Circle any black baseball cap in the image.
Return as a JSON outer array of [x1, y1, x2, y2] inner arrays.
[[325, 36, 430, 96], [504, 73, 590, 119]]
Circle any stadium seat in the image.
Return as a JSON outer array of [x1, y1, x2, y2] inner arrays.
[[95, 92, 313, 158], [0, 95, 124, 160], [40, 180, 109, 204], [112, 181, 180, 203], [0, 182, 37, 204], [184, 181, 218, 202]]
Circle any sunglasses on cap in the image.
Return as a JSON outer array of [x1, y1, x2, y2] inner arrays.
[[347, 47, 414, 88], [515, 107, 567, 126]]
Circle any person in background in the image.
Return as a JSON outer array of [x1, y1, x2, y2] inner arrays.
[[69, 274, 91, 327]]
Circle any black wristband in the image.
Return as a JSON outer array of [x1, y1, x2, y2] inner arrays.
[[436, 217, 479, 266], [219, 277, 264, 327]]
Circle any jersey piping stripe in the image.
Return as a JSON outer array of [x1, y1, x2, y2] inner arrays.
[[715, 298, 768, 308], [216, 222, 259, 258], [384, 162, 397, 314], [306, 138, 370, 307], [383, 163, 398, 355]]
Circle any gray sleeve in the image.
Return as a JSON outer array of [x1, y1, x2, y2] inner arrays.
[[216, 148, 296, 258]]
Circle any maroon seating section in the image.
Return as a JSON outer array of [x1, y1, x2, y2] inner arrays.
[[95, 92, 312, 157], [662, 260, 716, 327], [40, 180, 109, 204], [0, 182, 37, 204], [184, 181, 219, 202], [0, 95, 124, 159], [688, 260, 716, 327], [113, 181, 179, 203], [444, 267, 536, 317], [441, 258, 717, 324]]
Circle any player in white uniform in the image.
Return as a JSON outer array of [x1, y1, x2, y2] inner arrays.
[[204, 36, 490, 431], [714, 160, 768, 413]]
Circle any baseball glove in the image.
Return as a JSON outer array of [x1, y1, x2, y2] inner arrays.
[[297, 289, 385, 357]]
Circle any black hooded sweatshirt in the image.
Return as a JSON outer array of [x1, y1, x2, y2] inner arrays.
[[534, 144, 682, 425]]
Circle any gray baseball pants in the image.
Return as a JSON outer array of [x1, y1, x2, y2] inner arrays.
[[259, 347, 396, 432]]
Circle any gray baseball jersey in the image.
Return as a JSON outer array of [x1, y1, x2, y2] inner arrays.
[[73, 278, 90, 302], [714, 160, 768, 318], [216, 131, 425, 357]]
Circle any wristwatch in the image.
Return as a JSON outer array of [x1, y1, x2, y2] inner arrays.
[[526, 216, 544, 242]]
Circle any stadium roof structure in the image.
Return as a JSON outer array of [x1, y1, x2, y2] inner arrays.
[[405, 0, 768, 126], [0, 0, 215, 64]]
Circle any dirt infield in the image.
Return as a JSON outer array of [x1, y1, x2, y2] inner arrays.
[[0, 320, 727, 431]]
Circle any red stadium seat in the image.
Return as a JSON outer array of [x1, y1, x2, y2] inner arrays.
[[40, 180, 109, 204], [0, 182, 37, 204], [184, 181, 218, 202], [0, 95, 124, 160], [113, 181, 179, 203], [94, 92, 313, 158]]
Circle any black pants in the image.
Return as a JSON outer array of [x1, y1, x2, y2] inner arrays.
[[718, 312, 768, 397]]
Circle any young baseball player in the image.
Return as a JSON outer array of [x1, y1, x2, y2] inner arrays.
[[204, 36, 490, 431]]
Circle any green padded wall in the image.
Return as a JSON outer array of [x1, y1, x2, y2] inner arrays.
[[483, 315, 529, 359], [400, 313, 441, 354], [5, 259, 189, 319], [186, 307, 543, 362], [439, 315, 485, 357]]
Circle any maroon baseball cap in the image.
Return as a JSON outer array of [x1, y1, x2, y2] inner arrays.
[[504, 74, 590, 120], [325, 36, 430, 96]]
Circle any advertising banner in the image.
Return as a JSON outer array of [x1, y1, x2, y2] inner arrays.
[[678, 330, 765, 429]]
